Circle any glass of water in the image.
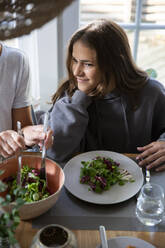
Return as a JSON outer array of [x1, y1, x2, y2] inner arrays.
[[135, 183, 165, 226]]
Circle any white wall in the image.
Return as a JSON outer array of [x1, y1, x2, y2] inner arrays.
[[37, 19, 58, 111], [57, 0, 80, 81], [37, 0, 79, 111], [17, 0, 79, 111]]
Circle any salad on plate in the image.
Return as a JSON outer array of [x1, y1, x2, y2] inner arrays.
[[80, 156, 134, 193]]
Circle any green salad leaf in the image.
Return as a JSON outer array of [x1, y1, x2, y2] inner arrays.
[[4, 165, 51, 203]]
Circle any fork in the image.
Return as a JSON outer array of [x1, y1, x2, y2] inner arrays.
[[17, 121, 23, 187], [99, 225, 108, 248], [39, 111, 50, 181], [146, 169, 151, 184], [137, 157, 150, 184]]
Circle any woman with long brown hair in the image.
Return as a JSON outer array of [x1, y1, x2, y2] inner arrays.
[[38, 19, 165, 171]]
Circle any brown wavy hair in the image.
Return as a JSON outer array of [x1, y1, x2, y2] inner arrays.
[[52, 19, 148, 104]]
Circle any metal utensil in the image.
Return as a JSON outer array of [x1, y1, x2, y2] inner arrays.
[[17, 121, 22, 186], [39, 111, 50, 180], [99, 225, 108, 248], [146, 169, 150, 184], [137, 157, 150, 184]]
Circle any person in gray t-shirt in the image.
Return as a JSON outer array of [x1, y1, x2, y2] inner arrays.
[[0, 43, 52, 158]]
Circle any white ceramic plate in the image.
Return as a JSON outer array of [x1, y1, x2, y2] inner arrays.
[[64, 151, 144, 204], [97, 236, 156, 248]]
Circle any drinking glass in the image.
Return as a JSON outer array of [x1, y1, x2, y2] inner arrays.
[[135, 183, 165, 226]]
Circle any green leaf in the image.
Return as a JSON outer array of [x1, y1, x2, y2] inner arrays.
[[7, 229, 17, 244], [0, 196, 5, 204], [6, 194, 11, 202], [15, 197, 24, 206], [0, 170, 5, 175], [146, 68, 157, 78], [0, 180, 7, 192]]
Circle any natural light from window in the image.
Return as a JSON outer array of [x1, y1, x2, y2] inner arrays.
[[80, 0, 165, 85]]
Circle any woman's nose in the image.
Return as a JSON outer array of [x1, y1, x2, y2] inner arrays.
[[73, 63, 84, 76]]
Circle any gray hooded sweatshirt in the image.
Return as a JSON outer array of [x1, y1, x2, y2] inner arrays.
[[37, 78, 165, 166]]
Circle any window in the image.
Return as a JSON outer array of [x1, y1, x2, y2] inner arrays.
[[4, 33, 40, 109], [80, 0, 165, 84], [2, 1, 78, 111], [3, 20, 58, 111]]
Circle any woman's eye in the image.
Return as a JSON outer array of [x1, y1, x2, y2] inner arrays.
[[72, 58, 78, 63], [84, 63, 93, 67]]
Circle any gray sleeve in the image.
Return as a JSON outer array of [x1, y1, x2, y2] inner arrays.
[[47, 90, 92, 164], [151, 81, 165, 142]]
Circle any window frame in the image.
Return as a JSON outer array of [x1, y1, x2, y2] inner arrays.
[[79, 0, 165, 61], [118, 0, 165, 61]]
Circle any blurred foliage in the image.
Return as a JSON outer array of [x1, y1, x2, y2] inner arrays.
[[146, 68, 157, 78], [0, 171, 24, 245]]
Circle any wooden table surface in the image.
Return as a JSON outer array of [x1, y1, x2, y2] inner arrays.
[[16, 221, 165, 248], [15, 154, 165, 248]]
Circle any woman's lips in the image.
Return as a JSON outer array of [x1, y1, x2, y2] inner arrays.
[[76, 78, 88, 83]]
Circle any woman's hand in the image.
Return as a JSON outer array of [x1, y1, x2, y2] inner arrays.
[[136, 141, 165, 171], [22, 125, 53, 149], [0, 130, 25, 158]]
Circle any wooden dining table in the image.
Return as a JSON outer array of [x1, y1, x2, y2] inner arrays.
[[15, 154, 165, 248], [15, 221, 165, 248]]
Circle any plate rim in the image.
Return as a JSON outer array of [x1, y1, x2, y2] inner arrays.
[[96, 236, 156, 248], [64, 150, 144, 205]]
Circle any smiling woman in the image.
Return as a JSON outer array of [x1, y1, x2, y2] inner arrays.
[[36, 18, 165, 173]]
